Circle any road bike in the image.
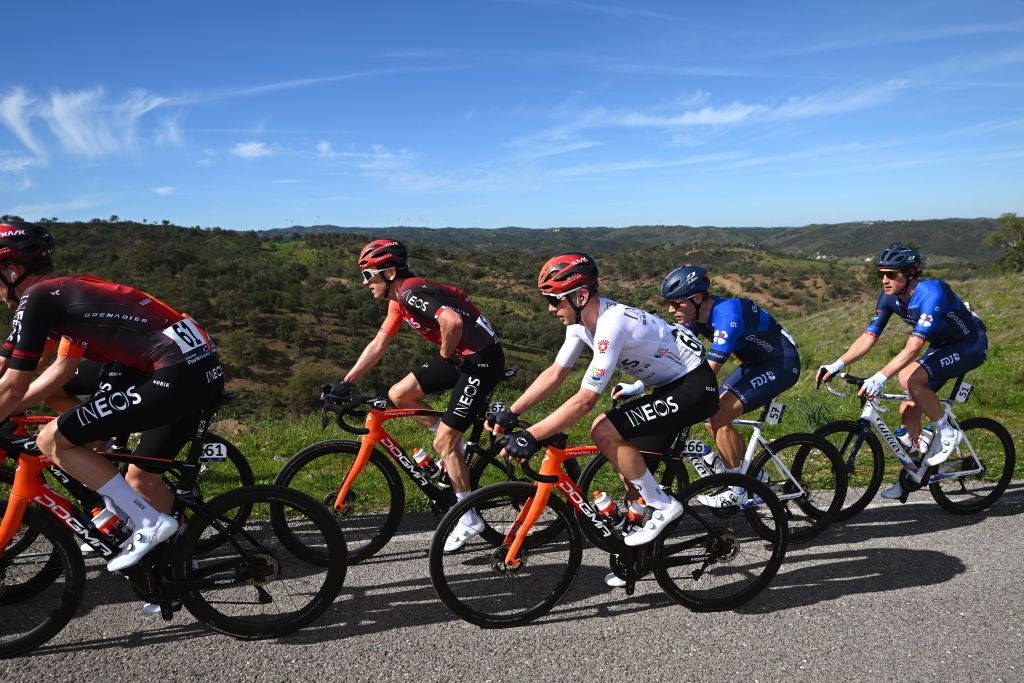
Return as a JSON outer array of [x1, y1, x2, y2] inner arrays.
[[0, 394, 347, 658], [429, 431, 787, 628], [576, 400, 847, 544], [274, 375, 580, 564], [815, 373, 1015, 518]]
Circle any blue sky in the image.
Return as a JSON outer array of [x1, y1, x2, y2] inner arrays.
[[2, 1, 1022, 230]]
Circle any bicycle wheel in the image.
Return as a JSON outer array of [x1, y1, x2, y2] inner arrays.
[[575, 452, 689, 552], [273, 439, 403, 564], [814, 420, 885, 522], [173, 485, 346, 639], [655, 472, 786, 611], [198, 432, 256, 493], [747, 433, 847, 543], [429, 482, 581, 628], [929, 417, 1016, 514], [468, 451, 582, 547], [0, 504, 86, 658]]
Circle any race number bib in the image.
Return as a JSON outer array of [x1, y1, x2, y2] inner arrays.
[[765, 401, 786, 425], [681, 439, 708, 455], [163, 318, 212, 364], [200, 442, 228, 462], [954, 382, 973, 403]]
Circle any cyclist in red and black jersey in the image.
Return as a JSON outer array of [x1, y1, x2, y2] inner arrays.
[[0, 221, 224, 571], [338, 239, 505, 551]]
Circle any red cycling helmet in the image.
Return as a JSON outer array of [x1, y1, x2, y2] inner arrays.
[[358, 239, 408, 270], [537, 252, 599, 295], [0, 221, 55, 267]]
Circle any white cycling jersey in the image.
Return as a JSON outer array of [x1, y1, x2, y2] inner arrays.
[[554, 298, 706, 394]]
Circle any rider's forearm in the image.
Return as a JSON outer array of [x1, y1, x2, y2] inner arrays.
[[436, 309, 464, 359], [838, 332, 878, 367], [878, 339, 925, 379], [510, 364, 570, 415], [526, 390, 599, 441], [14, 358, 79, 413], [344, 334, 390, 383]]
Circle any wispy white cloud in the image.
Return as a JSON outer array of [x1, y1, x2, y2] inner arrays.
[[154, 116, 183, 146], [231, 141, 274, 158], [767, 80, 907, 120], [0, 155, 43, 174], [13, 195, 110, 219], [0, 88, 45, 158], [549, 151, 746, 177], [44, 88, 169, 157], [151, 186, 175, 195], [316, 140, 414, 170], [763, 21, 1024, 58]]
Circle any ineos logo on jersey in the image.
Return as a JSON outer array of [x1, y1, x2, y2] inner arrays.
[[405, 294, 429, 312], [75, 386, 143, 427], [624, 396, 679, 428], [452, 376, 482, 419], [205, 366, 224, 383]]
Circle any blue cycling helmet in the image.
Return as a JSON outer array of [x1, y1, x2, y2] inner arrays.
[[661, 265, 711, 300], [876, 244, 922, 277]]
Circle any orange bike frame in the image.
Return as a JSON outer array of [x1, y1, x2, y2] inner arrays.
[[501, 444, 601, 567], [331, 407, 442, 511]]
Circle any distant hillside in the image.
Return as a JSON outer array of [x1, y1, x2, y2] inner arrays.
[[263, 218, 1002, 262]]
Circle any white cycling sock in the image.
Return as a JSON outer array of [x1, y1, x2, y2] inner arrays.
[[456, 491, 481, 526], [630, 469, 673, 509], [428, 419, 441, 434], [97, 474, 160, 529], [934, 416, 956, 439]]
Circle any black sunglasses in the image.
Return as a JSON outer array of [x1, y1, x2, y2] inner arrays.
[[878, 270, 903, 280]]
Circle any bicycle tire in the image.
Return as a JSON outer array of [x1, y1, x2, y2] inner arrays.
[[655, 472, 787, 611], [929, 417, 1016, 514], [813, 420, 885, 522], [575, 452, 689, 552], [429, 482, 581, 628], [273, 439, 403, 564], [0, 468, 43, 558], [173, 485, 346, 639], [468, 450, 581, 546], [0, 504, 86, 658], [747, 433, 846, 543]]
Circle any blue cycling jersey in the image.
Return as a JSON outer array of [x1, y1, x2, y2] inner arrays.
[[866, 280, 983, 347], [702, 296, 798, 366]]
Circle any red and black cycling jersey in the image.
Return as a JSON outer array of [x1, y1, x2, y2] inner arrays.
[[1, 274, 213, 373], [379, 277, 499, 356]]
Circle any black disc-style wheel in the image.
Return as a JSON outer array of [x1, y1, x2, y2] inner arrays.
[[655, 472, 787, 611], [174, 485, 346, 639], [747, 433, 846, 543], [429, 482, 581, 628], [813, 420, 885, 522], [575, 452, 689, 552], [929, 417, 1016, 514], [273, 439, 403, 564], [0, 504, 86, 658]]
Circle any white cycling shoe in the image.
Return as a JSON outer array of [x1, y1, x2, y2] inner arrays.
[[926, 430, 962, 466], [880, 482, 904, 500], [624, 498, 683, 547], [604, 572, 627, 588], [443, 517, 486, 552], [107, 514, 178, 572], [696, 486, 747, 508]]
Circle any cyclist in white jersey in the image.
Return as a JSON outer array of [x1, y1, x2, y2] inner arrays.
[[487, 253, 719, 586]]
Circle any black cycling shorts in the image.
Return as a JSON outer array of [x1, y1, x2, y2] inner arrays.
[[56, 354, 225, 472], [604, 362, 720, 454], [410, 344, 506, 433], [62, 360, 147, 398]]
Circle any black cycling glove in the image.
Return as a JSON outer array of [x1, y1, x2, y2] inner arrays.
[[504, 431, 539, 460], [486, 408, 519, 431]]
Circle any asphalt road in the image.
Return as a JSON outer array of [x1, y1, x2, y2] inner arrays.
[[5, 483, 1023, 682]]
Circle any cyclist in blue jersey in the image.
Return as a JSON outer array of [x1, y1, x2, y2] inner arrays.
[[816, 244, 988, 499], [658, 265, 800, 506]]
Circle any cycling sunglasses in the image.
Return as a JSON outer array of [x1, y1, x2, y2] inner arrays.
[[878, 270, 904, 280], [361, 268, 389, 282], [541, 286, 584, 307]]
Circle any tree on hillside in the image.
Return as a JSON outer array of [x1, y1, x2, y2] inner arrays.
[[1, 214, 24, 222], [984, 212, 1024, 273]]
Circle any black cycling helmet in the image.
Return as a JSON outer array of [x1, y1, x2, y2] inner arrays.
[[0, 221, 54, 267], [661, 264, 710, 300], [876, 244, 922, 277], [0, 221, 55, 301]]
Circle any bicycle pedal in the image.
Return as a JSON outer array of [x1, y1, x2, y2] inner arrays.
[[625, 582, 636, 596]]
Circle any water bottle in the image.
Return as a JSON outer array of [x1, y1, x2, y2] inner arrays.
[[689, 444, 721, 478], [90, 507, 131, 545], [895, 427, 915, 453], [626, 498, 646, 528], [918, 427, 935, 454], [592, 491, 623, 525], [412, 448, 446, 481]]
